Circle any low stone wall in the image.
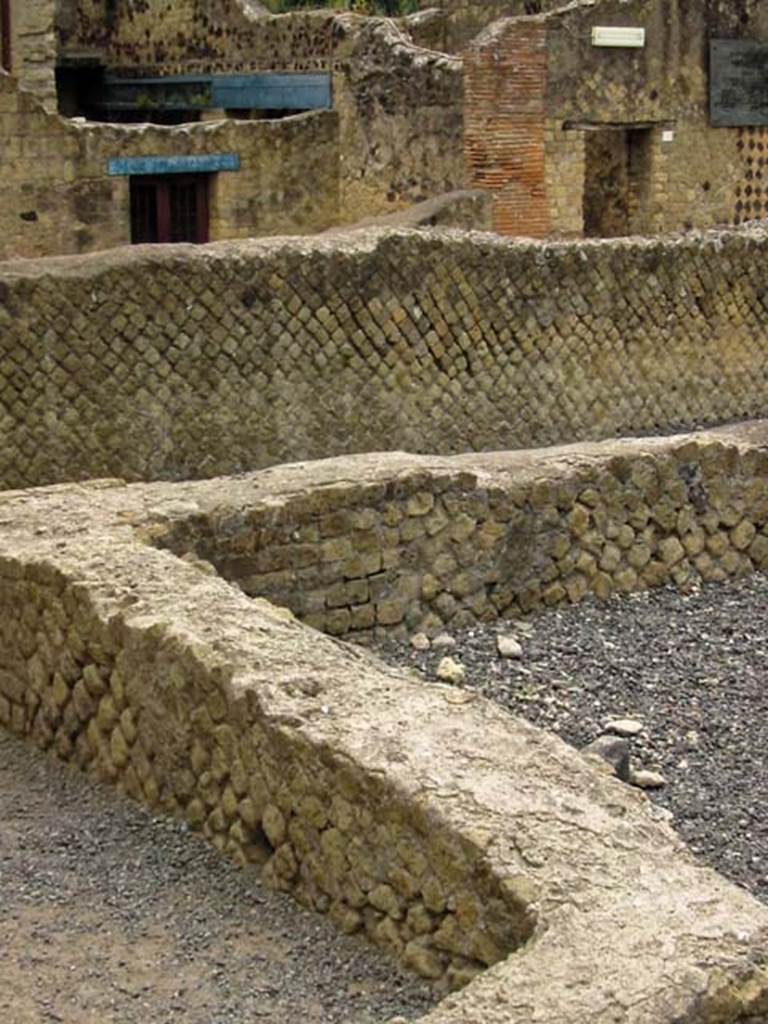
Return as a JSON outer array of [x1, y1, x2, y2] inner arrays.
[[1, 426, 768, 1022], [0, 500, 534, 991], [1, 225, 768, 490], [153, 432, 768, 642]]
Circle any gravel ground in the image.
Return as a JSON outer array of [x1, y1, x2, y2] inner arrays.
[[376, 573, 768, 905], [0, 732, 436, 1024], [3, 575, 766, 1023]]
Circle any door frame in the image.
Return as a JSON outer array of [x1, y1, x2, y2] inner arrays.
[[129, 173, 210, 244]]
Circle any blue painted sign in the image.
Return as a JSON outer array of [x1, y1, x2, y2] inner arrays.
[[108, 153, 240, 176], [211, 73, 332, 111]]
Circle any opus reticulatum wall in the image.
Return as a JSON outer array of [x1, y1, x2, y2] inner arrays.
[[0, 425, 767, 1022], [153, 429, 768, 642], [0, 225, 767, 491]]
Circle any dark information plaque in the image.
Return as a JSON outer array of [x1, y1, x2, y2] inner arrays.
[[710, 39, 768, 127]]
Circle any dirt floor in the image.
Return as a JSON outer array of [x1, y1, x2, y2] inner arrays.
[[0, 732, 436, 1024]]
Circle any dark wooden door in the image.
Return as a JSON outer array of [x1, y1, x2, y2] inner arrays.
[[129, 175, 210, 244]]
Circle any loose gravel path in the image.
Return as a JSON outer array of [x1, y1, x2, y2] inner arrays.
[[0, 732, 436, 1024], [4, 575, 767, 1023], [377, 573, 768, 905]]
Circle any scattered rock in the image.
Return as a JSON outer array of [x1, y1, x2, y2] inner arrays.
[[432, 633, 456, 649], [684, 730, 701, 751], [582, 735, 631, 782], [511, 619, 534, 637], [496, 635, 523, 659], [604, 717, 644, 737], [374, 574, 768, 906], [409, 632, 431, 651], [436, 657, 465, 684], [631, 769, 667, 790]]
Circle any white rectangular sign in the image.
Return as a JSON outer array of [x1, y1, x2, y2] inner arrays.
[[592, 26, 646, 48]]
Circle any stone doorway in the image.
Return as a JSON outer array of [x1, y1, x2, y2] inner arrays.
[[582, 126, 653, 237], [129, 174, 210, 244]]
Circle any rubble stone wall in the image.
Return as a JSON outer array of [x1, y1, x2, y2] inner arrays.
[[153, 439, 768, 642], [1, 433, 768, 1020], [410, 0, 565, 55], [5, 0, 58, 110], [541, 0, 768, 237], [1, 225, 767, 490], [0, 529, 533, 993]]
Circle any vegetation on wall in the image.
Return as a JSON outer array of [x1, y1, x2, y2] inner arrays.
[[262, 0, 420, 16]]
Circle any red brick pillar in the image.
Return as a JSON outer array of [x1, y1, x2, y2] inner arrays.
[[464, 19, 550, 237]]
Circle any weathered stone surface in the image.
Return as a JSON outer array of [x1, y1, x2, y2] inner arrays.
[[1, 227, 768, 491], [0, 425, 767, 1022]]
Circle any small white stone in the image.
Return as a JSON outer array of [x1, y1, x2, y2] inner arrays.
[[432, 633, 457, 649], [496, 635, 523, 659], [604, 717, 644, 737], [436, 657, 465, 684], [631, 769, 666, 790], [409, 632, 431, 651]]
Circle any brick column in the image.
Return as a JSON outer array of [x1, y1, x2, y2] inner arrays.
[[464, 18, 550, 237]]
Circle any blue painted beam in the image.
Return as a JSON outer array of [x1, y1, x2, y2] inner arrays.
[[107, 153, 241, 176], [100, 72, 332, 112]]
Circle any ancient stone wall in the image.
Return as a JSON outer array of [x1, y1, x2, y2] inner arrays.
[[542, 0, 763, 236], [409, 0, 562, 55], [1, 431, 768, 1021], [0, 72, 338, 258], [466, 0, 768, 237], [1, 225, 767, 489], [0, 486, 534, 993], [56, 4, 464, 220], [6, 0, 58, 110], [153, 437, 768, 642]]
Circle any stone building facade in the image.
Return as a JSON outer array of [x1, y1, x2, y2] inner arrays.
[[0, 0, 463, 258], [3, 0, 768, 255], [464, 0, 768, 237]]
